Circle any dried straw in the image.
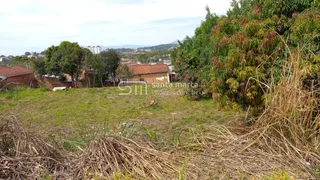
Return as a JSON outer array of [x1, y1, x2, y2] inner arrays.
[[0, 117, 72, 179], [0, 118, 181, 179], [73, 136, 179, 179]]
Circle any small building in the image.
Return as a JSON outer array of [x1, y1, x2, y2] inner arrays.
[[128, 64, 170, 84], [0, 66, 35, 87], [86, 45, 101, 54]]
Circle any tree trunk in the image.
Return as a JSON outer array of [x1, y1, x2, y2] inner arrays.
[[75, 70, 79, 88], [101, 74, 103, 87], [74, 75, 78, 88], [71, 74, 75, 88], [85, 70, 89, 88], [93, 71, 96, 88]]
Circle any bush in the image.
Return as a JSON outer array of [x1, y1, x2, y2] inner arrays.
[[172, 0, 320, 109]]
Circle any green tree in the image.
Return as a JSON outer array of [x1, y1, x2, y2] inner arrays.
[[100, 49, 121, 86], [116, 64, 132, 80], [25, 52, 31, 56], [44, 41, 85, 87], [172, 0, 319, 108], [32, 57, 46, 76], [45, 45, 61, 76], [137, 54, 149, 63], [12, 56, 32, 69], [172, 7, 219, 99], [86, 52, 104, 87]]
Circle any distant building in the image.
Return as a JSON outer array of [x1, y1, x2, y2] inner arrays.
[[128, 64, 170, 84], [163, 59, 172, 65], [96, 46, 101, 54], [87, 45, 101, 54]]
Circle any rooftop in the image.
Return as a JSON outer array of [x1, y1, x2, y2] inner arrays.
[[128, 64, 168, 76], [0, 66, 33, 78]]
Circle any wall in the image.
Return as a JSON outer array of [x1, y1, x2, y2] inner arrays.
[[132, 72, 170, 84], [43, 77, 87, 88], [43, 77, 72, 88], [4, 73, 36, 87]]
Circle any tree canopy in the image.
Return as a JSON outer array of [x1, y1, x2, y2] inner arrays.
[[45, 41, 86, 87], [100, 49, 121, 83], [172, 0, 320, 108], [116, 64, 131, 80], [24, 52, 31, 56], [42, 42, 122, 87]]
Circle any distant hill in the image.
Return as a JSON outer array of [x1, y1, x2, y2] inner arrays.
[[101, 45, 149, 50], [98, 42, 178, 51], [138, 42, 178, 51]]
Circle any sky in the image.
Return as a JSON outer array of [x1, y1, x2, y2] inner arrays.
[[0, 0, 232, 55]]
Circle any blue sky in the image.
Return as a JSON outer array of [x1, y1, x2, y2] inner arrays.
[[0, 0, 232, 55]]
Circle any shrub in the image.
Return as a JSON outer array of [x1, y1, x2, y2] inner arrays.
[[172, 0, 320, 109]]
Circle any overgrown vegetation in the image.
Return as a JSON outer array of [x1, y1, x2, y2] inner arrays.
[[2, 0, 320, 179], [168, 0, 320, 179], [172, 0, 320, 109], [1, 80, 319, 178]]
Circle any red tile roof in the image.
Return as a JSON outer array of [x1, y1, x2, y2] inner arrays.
[[128, 64, 168, 75], [0, 66, 33, 78]]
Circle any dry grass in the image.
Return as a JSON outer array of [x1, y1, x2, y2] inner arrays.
[[0, 117, 72, 179], [73, 136, 180, 179], [186, 49, 320, 179], [188, 124, 313, 179], [0, 117, 182, 179], [242, 50, 320, 178]]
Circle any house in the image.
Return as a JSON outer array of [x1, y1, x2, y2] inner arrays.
[[128, 64, 170, 84], [0, 66, 36, 87]]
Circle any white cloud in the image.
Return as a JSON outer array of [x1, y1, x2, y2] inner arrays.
[[0, 0, 232, 55]]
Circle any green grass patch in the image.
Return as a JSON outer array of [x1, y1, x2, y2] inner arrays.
[[0, 86, 239, 149]]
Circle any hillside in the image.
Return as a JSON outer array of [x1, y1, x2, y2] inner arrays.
[[138, 42, 178, 51], [101, 45, 148, 50], [99, 42, 178, 51]]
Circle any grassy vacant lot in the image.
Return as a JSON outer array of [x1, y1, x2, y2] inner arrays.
[[0, 85, 239, 150], [0, 85, 308, 179]]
